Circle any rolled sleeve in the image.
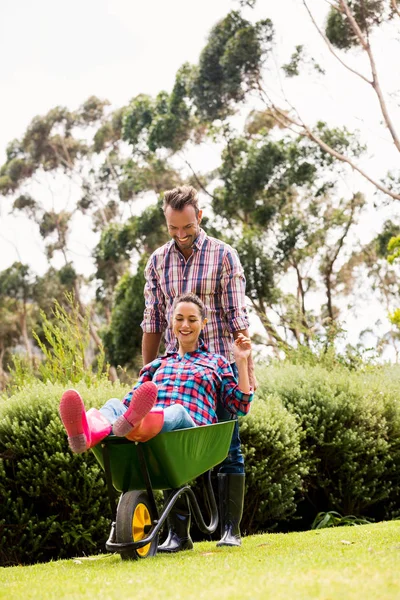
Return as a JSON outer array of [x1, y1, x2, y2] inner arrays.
[[220, 247, 249, 332], [140, 255, 167, 334], [218, 358, 254, 416]]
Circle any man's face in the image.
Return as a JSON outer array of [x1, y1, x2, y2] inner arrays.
[[165, 205, 202, 252]]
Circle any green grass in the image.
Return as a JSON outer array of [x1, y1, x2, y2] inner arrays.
[[2, 521, 400, 600]]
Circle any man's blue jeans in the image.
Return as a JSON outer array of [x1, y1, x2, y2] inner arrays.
[[100, 399, 196, 433]]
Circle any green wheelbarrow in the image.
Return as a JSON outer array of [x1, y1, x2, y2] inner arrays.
[[91, 420, 235, 560]]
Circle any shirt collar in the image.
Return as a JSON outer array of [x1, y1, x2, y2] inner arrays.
[[192, 228, 207, 251], [163, 337, 209, 358]]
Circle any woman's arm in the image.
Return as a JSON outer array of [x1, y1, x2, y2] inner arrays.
[[232, 333, 252, 394], [216, 335, 254, 417]]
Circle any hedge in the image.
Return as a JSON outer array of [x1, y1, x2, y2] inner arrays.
[[258, 364, 400, 524], [1, 364, 400, 565], [0, 381, 126, 567]]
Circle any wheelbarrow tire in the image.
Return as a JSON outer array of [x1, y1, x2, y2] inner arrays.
[[116, 490, 158, 560]]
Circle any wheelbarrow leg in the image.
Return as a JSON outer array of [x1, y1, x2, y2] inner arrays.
[[157, 491, 193, 553]]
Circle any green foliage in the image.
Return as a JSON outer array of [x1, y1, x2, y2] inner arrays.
[[118, 157, 181, 201], [191, 11, 274, 120], [93, 108, 124, 153], [32, 294, 108, 387], [282, 45, 325, 78], [258, 363, 400, 523], [3, 354, 36, 398], [234, 231, 277, 305], [282, 44, 305, 77], [2, 363, 400, 565], [325, 1, 386, 50], [387, 234, 400, 264], [314, 122, 366, 164], [311, 510, 372, 529], [123, 65, 194, 153], [12, 194, 38, 218], [102, 257, 147, 369], [239, 393, 307, 533], [283, 320, 379, 372], [0, 380, 127, 566], [0, 261, 33, 302]]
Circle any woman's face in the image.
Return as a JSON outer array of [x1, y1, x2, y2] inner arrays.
[[172, 301, 207, 349]]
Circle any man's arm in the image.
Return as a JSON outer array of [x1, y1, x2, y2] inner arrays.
[[141, 254, 166, 365], [219, 247, 257, 389], [142, 332, 163, 366], [233, 329, 257, 391]]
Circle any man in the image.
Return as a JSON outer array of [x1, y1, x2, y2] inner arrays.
[[141, 185, 256, 551]]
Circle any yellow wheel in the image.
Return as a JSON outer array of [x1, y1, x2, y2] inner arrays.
[[116, 490, 158, 560]]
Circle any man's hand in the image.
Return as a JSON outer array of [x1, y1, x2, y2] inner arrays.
[[248, 368, 258, 391]]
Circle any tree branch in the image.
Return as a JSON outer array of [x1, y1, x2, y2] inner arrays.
[[303, 0, 372, 84], [339, 0, 400, 153], [324, 195, 357, 319], [257, 86, 400, 200], [249, 298, 292, 351], [182, 158, 216, 201]]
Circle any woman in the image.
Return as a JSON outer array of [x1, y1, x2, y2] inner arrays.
[[59, 293, 254, 453]]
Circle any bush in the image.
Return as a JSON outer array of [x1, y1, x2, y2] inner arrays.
[[258, 363, 400, 525], [239, 392, 307, 533], [2, 363, 400, 565], [0, 380, 126, 566]]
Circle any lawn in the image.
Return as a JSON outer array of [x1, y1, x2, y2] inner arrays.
[[1, 521, 400, 600]]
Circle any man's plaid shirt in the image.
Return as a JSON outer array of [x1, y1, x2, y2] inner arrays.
[[141, 228, 249, 362], [123, 342, 254, 426]]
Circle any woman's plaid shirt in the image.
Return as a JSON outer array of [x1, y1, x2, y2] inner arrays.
[[140, 229, 249, 362], [122, 342, 254, 426]]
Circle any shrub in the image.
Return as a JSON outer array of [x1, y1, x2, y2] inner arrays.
[[258, 363, 400, 525], [0, 380, 126, 566], [239, 392, 307, 533], [2, 363, 400, 565]]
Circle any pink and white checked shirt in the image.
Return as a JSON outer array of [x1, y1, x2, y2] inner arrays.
[[141, 229, 249, 361]]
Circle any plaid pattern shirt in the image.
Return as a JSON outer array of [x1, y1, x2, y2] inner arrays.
[[123, 342, 254, 426], [141, 228, 249, 362]]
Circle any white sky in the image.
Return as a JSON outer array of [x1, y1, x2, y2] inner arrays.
[[1, 0, 399, 355]]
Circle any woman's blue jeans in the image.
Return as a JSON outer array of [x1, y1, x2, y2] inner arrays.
[[99, 399, 196, 433]]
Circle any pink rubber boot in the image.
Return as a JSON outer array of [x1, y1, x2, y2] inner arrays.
[[59, 389, 112, 453], [112, 381, 158, 437]]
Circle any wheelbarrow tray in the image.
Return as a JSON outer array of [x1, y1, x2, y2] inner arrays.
[[92, 420, 235, 492]]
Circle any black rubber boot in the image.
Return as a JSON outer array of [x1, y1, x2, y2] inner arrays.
[[216, 473, 245, 547], [157, 491, 194, 553]]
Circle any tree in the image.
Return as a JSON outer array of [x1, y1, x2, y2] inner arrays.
[[119, 7, 381, 355], [0, 98, 121, 352], [0, 262, 35, 364], [207, 121, 366, 351], [253, 0, 400, 200]]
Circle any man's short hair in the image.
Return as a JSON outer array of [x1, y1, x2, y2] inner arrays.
[[163, 185, 200, 216]]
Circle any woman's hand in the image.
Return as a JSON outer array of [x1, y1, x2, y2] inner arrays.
[[232, 333, 252, 363]]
